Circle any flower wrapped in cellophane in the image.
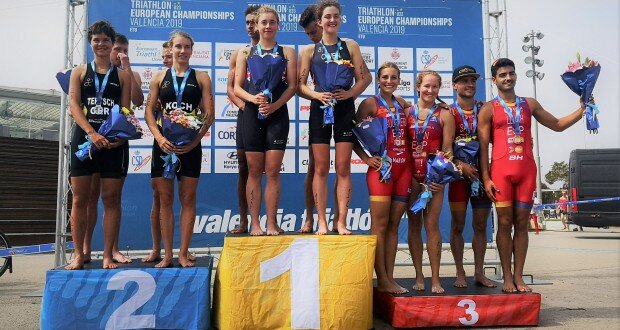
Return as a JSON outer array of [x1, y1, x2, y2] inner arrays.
[[247, 48, 287, 119], [410, 152, 462, 214], [312, 58, 355, 125], [453, 137, 484, 197], [75, 104, 143, 161], [160, 109, 203, 179], [352, 116, 392, 182], [561, 53, 601, 133]]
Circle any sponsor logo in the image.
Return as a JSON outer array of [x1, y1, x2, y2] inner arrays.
[[300, 105, 310, 112], [227, 151, 238, 160], [161, 81, 170, 89], [217, 48, 235, 63], [391, 48, 401, 60], [300, 127, 310, 142], [83, 78, 93, 87], [351, 158, 364, 165], [131, 151, 151, 172], [217, 126, 237, 140], [143, 68, 152, 80]]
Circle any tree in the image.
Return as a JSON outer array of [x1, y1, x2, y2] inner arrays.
[[545, 161, 569, 189]]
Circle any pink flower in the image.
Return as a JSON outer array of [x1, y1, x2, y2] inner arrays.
[[566, 61, 582, 73]]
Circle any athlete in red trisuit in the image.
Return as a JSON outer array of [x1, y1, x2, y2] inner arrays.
[[478, 58, 585, 292]]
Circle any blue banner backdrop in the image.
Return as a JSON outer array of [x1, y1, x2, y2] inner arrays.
[[87, 0, 490, 250]]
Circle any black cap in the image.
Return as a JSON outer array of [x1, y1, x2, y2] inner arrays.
[[452, 65, 480, 82]]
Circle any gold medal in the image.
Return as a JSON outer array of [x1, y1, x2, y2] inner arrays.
[[515, 145, 523, 154], [513, 135, 523, 144]]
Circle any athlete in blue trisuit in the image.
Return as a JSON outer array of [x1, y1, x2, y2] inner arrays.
[[66, 20, 131, 270], [227, 5, 261, 234], [297, 0, 372, 235], [234, 6, 298, 235]]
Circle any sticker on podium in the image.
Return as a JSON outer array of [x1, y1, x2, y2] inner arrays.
[[213, 234, 376, 330], [40, 257, 213, 330]]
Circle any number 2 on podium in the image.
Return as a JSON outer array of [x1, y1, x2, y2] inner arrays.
[[260, 238, 320, 329]]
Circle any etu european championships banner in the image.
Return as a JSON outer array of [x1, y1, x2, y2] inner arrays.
[[87, 0, 489, 250]]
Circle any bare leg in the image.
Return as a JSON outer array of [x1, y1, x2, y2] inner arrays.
[[300, 150, 315, 233], [450, 208, 468, 288], [331, 177, 339, 233], [265, 150, 285, 235], [312, 144, 330, 235], [231, 149, 249, 234], [66, 176, 92, 270], [334, 142, 353, 235], [178, 176, 199, 267], [154, 178, 174, 268], [100, 178, 123, 269], [407, 180, 424, 290], [372, 200, 406, 293], [472, 207, 496, 287], [83, 174, 100, 263], [513, 206, 532, 292], [142, 182, 161, 262], [385, 200, 408, 293], [246, 151, 265, 236], [110, 176, 131, 264], [496, 206, 517, 292], [424, 188, 445, 293]]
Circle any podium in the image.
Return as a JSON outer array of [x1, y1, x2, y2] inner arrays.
[[41, 257, 213, 330], [213, 234, 376, 329], [374, 277, 541, 328]]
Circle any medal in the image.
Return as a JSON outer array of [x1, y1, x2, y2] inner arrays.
[[515, 145, 523, 154], [412, 104, 437, 155], [497, 96, 524, 146], [513, 135, 523, 144], [454, 101, 478, 138], [378, 94, 402, 138], [90, 61, 112, 107], [171, 66, 191, 112]]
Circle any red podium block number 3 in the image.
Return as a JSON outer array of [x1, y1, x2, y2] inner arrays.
[[260, 238, 320, 329], [457, 299, 479, 326]]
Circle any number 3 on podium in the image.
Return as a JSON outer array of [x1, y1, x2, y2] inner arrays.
[[260, 238, 320, 329]]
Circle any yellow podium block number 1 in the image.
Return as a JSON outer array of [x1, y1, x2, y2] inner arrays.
[[260, 238, 320, 329]]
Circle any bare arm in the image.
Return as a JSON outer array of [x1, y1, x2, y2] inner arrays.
[[198, 71, 215, 130], [269, 46, 297, 110], [297, 45, 321, 101], [233, 47, 264, 105], [68, 66, 96, 135], [353, 97, 382, 169], [144, 71, 167, 144], [341, 40, 372, 100], [529, 97, 584, 132], [440, 109, 455, 155], [118, 69, 132, 111], [477, 102, 497, 202], [129, 71, 144, 106], [226, 49, 245, 109]]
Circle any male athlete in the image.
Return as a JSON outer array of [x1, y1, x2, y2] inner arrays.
[[478, 58, 584, 292]]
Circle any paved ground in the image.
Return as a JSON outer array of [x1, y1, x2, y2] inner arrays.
[[1, 220, 618, 329]]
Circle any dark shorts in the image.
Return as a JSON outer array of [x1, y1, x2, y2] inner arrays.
[[309, 98, 355, 144], [242, 103, 289, 152], [150, 139, 202, 179], [70, 124, 127, 179], [236, 108, 245, 150]]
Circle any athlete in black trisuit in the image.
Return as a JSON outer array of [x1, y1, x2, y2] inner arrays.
[[234, 6, 298, 236], [145, 30, 214, 267], [66, 20, 131, 270]]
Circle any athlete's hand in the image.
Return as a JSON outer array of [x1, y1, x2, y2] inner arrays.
[[88, 131, 110, 150], [333, 89, 353, 101], [118, 53, 130, 70], [252, 93, 268, 105], [314, 91, 334, 106], [258, 102, 277, 117], [365, 156, 382, 170], [428, 182, 444, 193], [461, 163, 479, 182], [175, 143, 195, 155], [157, 136, 175, 154], [483, 179, 499, 202], [107, 138, 126, 149]]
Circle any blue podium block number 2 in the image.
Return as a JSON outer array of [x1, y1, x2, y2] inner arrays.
[[260, 238, 320, 329], [105, 270, 156, 330]]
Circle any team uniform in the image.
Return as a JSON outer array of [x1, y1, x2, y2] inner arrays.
[[407, 105, 444, 183], [70, 64, 127, 178], [309, 39, 355, 144], [151, 68, 202, 179], [489, 97, 536, 208], [367, 96, 412, 203], [242, 45, 289, 152], [448, 101, 491, 211], [235, 44, 253, 151]]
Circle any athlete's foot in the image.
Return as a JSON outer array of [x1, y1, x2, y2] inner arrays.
[[337, 220, 351, 235], [412, 277, 425, 291], [266, 222, 280, 236], [377, 279, 409, 294], [453, 273, 468, 288], [514, 277, 532, 292], [82, 251, 92, 264], [389, 279, 409, 294], [103, 257, 118, 269], [141, 251, 161, 263], [65, 257, 84, 270], [187, 252, 196, 261], [178, 256, 195, 268], [331, 221, 339, 233], [230, 223, 249, 234], [316, 221, 328, 235], [112, 251, 132, 264], [250, 225, 264, 236], [474, 273, 497, 288], [502, 276, 518, 293], [299, 219, 314, 233], [431, 279, 445, 294], [155, 257, 173, 268]]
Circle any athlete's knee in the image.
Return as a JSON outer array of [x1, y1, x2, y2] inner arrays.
[[472, 218, 487, 233], [72, 192, 90, 209], [100, 189, 121, 208], [247, 163, 265, 178], [264, 165, 281, 180], [158, 190, 174, 208], [451, 217, 466, 234], [314, 161, 330, 177], [179, 190, 197, 207], [335, 160, 351, 177]]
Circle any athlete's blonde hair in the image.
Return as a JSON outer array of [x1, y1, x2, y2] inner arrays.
[[415, 70, 442, 89], [168, 30, 194, 48], [377, 62, 401, 78], [256, 6, 280, 24]]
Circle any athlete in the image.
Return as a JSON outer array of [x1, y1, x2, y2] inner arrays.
[[447, 65, 495, 288], [145, 30, 214, 267], [66, 20, 131, 270], [227, 5, 260, 234], [298, 0, 372, 235], [355, 62, 411, 294], [298, 4, 340, 233], [478, 58, 585, 292], [406, 70, 455, 293], [234, 6, 298, 235]]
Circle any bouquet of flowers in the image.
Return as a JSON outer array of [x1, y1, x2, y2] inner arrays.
[[55, 69, 72, 94], [247, 50, 287, 119], [312, 59, 355, 125], [453, 137, 483, 197], [352, 117, 392, 182], [75, 105, 143, 161], [561, 53, 601, 133], [410, 152, 462, 214], [160, 109, 204, 179]]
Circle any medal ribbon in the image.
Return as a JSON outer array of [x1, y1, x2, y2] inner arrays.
[[256, 43, 278, 57], [455, 102, 478, 137], [378, 94, 402, 138], [90, 61, 112, 106], [320, 39, 342, 62], [497, 96, 522, 136], [413, 104, 437, 148], [171, 67, 191, 110]]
